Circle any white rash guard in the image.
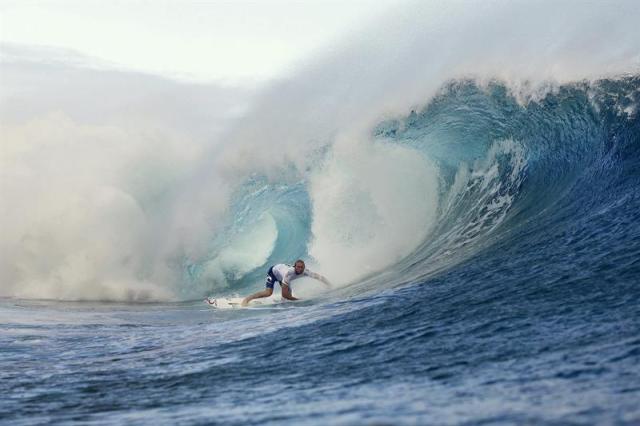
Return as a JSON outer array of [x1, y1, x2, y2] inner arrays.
[[271, 263, 324, 286]]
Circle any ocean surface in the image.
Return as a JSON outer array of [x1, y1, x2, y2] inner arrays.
[[2, 75, 639, 425]]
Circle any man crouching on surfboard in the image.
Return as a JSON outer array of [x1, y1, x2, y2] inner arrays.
[[241, 260, 331, 306]]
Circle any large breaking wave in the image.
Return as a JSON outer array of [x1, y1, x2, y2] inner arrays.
[[186, 77, 639, 300], [1, 1, 638, 301]]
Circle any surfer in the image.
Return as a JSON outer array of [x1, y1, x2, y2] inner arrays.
[[241, 260, 331, 306]]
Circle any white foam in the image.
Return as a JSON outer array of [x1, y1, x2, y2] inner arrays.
[[308, 132, 439, 285]]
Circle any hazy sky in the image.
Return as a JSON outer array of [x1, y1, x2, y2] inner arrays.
[[0, 0, 400, 83]]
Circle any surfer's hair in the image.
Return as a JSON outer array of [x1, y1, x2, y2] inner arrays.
[[294, 259, 305, 267]]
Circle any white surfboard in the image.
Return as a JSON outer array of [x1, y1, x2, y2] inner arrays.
[[204, 297, 270, 309]]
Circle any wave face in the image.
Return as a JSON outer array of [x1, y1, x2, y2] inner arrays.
[[376, 77, 640, 288]]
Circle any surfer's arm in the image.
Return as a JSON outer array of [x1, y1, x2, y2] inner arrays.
[[280, 281, 299, 301], [305, 270, 332, 287]]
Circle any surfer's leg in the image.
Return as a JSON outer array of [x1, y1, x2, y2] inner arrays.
[[242, 272, 276, 306], [242, 288, 273, 306]]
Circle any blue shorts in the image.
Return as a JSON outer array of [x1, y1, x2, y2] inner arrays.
[[265, 266, 280, 289]]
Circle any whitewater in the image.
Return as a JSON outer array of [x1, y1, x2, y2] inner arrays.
[[1, 1, 639, 424]]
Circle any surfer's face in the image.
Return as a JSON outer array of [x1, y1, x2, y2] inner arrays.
[[294, 262, 305, 274]]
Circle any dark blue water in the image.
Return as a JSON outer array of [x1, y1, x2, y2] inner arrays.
[[2, 77, 639, 424]]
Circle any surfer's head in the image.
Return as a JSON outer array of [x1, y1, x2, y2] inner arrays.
[[294, 259, 305, 274]]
